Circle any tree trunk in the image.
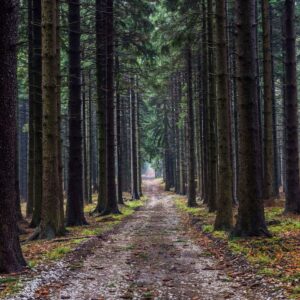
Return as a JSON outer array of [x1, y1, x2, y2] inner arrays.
[[130, 82, 140, 199], [0, 0, 27, 272], [207, 0, 217, 212], [214, 0, 233, 231], [95, 0, 107, 213], [103, 0, 119, 214], [137, 89, 143, 197], [233, 0, 270, 237], [39, 0, 64, 239], [116, 55, 124, 204], [27, 0, 34, 217], [262, 0, 276, 200], [56, 0, 65, 235], [88, 70, 93, 203], [186, 46, 196, 207], [66, 0, 87, 226], [30, 0, 43, 228], [82, 70, 90, 204], [284, 0, 300, 213], [201, 0, 209, 203]]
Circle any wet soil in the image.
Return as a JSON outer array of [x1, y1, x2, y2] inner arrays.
[[9, 179, 286, 300]]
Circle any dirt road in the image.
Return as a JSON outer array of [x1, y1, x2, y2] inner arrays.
[[11, 179, 285, 300]]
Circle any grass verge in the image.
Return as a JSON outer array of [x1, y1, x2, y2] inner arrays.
[[0, 195, 147, 298], [175, 197, 300, 299]]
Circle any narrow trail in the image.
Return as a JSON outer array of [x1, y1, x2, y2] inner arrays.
[[12, 179, 284, 300]]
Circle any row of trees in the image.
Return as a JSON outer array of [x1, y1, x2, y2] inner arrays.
[[147, 0, 300, 237], [2, 0, 300, 274], [0, 0, 153, 273]]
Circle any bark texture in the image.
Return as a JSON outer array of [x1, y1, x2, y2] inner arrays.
[[186, 46, 197, 207], [262, 0, 276, 200], [284, 0, 300, 213], [131, 83, 140, 200], [66, 0, 87, 226], [0, 0, 27, 272], [30, 0, 43, 228], [233, 0, 270, 237], [95, 0, 107, 213], [39, 0, 64, 239], [214, 0, 233, 231], [103, 0, 119, 214], [207, 0, 217, 212]]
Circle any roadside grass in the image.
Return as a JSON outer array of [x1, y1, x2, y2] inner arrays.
[[0, 194, 147, 298], [175, 197, 300, 299]]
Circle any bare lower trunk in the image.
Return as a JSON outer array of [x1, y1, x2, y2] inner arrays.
[[0, 0, 27, 272], [214, 0, 233, 231], [233, 0, 270, 237], [39, 0, 64, 239], [186, 46, 196, 207], [262, 0, 276, 200], [66, 0, 87, 225], [284, 0, 300, 213]]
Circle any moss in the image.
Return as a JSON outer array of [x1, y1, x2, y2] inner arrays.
[[265, 207, 283, 220], [46, 246, 72, 260], [142, 291, 154, 299], [0, 277, 18, 285], [228, 240, 248, 255], [0, 277, 22, 298], [175, 198, 201, 215], [258, 268, 281, 277], [248, 253, 273, 265], [28, 260, 38, 268], [290, 286, 300, 299], [175, 198, 214, 220], [80, 228, 103, 236], [72, 238, 88, 244], [202, 224, 213, 233], [282, 273, 300, 282], [269, 220, 300, 235], [212, 230, 228, 239]]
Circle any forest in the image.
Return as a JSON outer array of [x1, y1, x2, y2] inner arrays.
[[0, 0, 300, 299]]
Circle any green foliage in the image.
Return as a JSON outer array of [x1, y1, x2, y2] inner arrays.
[[202, 225, 213, 233], [0, 277, 18, 285], [46, 246, 72, 260]]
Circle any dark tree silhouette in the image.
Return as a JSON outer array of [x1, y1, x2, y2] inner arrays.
[[0, 0, 26, 273]]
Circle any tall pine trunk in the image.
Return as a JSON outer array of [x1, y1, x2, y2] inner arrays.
[[130, 81, 140, 199], [207, 0, 217, 212], [262, 0, 276, 200], [95, 0, 107, 213], [186, 46, 196, 207], [39, 0, 64, 239], [214, 0, 233, 230], [233, 0, 270, 237], [0, 0, 26, 272], [201, 0, 209, 203], [27, 0, 34, 217], [66, 0, 87, 225], [30, 0, 43, 228], [103, 0, 119, 214], [284, 0, 300, 213], [116, 55, 124, 204]]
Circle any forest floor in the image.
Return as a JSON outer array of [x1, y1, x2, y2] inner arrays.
[[1, 178, 298, 299]]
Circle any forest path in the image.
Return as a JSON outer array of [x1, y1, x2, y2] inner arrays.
[[13, 178, 281, 300]]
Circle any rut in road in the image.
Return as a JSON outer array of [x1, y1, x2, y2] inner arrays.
[[12, 179, 283, 300]]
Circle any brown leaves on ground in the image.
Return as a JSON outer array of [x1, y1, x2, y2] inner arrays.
[[176, 197, 300, 299]]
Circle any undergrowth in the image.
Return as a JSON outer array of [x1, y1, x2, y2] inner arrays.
[[175, 197, 300, 299], [0, 195, 147, 298]]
